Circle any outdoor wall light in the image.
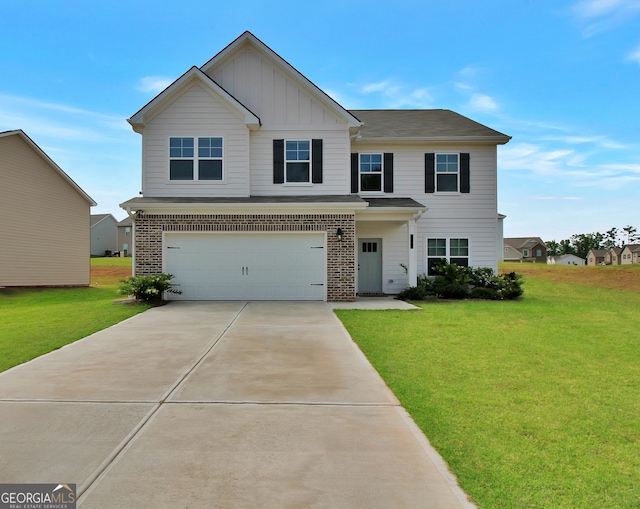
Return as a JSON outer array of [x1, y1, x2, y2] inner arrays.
[[336, 228, 344, 242]]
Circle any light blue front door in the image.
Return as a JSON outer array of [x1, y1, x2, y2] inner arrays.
[[358, 238, 382, 294]]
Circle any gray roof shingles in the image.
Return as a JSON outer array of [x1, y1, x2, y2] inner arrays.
[[349, 109, 511, 142]]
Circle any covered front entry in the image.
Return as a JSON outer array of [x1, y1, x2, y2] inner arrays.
[[164, 232, 326, 300], [358, 238, 383, 294]]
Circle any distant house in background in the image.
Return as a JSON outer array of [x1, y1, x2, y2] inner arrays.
[[503, 244, 524, 262], [604, 247, 622, 265], [503, 237, 547, 263], [90, 214, 118, 256], [117, 217, 133, 257], [586, 249, 607, 266], [548, 254, 585, 266], [620, 244, 640, 265], [0, 130, 95, 286]]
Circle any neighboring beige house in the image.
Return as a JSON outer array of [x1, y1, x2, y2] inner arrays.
[[120, 31, 511, 301], [117, 217, 133, 256], [620, 244, 640, 265], [90, 213, 118, 256], [548, 254, 585, 266], [503, 237, 547, 263], [604, 247, 622, 265], [586, 249, 607, 266], [0, 130, 96, 286]]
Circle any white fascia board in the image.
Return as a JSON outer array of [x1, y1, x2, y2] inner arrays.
[[128, 67, 260, 133], [356, 207, 427, 222], [120, 200, 368, 215]]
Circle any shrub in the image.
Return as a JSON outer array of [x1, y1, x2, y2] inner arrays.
[[470, 286, 500, 300], [398, 261, 524, 301], [117, 273, 182, 304]]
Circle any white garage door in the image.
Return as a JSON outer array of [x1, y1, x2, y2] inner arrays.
[[164, 233, 326, 300]]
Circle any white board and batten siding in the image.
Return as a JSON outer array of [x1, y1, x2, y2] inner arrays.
[[142, 82, 251, 198], [163, 232, 327, 301], [204, 45, 346, 128]]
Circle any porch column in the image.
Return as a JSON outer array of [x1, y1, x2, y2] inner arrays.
[[408, 219, 417, 286]]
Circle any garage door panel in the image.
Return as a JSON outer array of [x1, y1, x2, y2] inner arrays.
[[164, 233, 326, 301]]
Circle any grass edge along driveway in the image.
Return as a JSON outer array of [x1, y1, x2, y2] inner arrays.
[[336, 271, 640, 509], [0, 258, 148, 373]]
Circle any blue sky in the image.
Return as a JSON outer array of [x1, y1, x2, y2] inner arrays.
[[1, 0, 638, 242]]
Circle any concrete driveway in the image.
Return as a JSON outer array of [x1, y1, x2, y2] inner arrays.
[[0, 301, 473, 508]]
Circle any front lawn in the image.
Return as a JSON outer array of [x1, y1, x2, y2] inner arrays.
[[336, 266, 640, 508], [0, 257, 148, 373]]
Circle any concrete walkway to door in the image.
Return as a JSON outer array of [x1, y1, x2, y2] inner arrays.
[[0, 302, 474, 508]]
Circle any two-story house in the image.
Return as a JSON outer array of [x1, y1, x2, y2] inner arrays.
[[503, 237, 547, 264], [121, 32, 510, 302]]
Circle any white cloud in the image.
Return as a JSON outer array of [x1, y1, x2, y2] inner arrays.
[[468, 93, 498, 112], [356, 79, 434, 108], [571, 0, 640, 35], [136, 76, 174, 93], [627, 44, 640, 63]]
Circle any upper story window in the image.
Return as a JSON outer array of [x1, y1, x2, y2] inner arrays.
[[436, 154, 459, 192], [285, 140, 310, 183], [169, 137, 223, 181], [359, 154, 383, 192], [425, 153, 469, 194]]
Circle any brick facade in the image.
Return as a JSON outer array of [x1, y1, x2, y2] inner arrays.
[[134, 213, 356, 302]]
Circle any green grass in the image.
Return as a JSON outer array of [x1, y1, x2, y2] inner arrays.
[[336, 277, 640, 508], [0, 258, 148, 373]]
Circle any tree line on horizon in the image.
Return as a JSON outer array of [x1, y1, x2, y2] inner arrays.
[[546, 225, 639, 259]]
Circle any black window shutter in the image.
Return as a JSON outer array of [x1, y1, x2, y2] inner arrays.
[[460, 153, 470, 193], [273, 139, 284, 184], [425, 153, 435, 193], [383, 153, 394, 193], [351, 153, 359, 193], [312, 139, 323, 184]]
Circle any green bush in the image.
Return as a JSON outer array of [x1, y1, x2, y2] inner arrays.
[[397, 260, 524, 301], [117, 274, 182, 303]]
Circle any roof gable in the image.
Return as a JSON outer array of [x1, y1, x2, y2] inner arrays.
[[0, 130, 96, 206], [128, 66, 261, 133], [201, 31, 361, 129]]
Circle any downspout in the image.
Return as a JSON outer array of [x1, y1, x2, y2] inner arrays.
[[125, 207, 138, 277]]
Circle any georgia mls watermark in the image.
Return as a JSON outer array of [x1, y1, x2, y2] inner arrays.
[[0, 484, 75, 509]]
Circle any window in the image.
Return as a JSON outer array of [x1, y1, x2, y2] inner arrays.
[[360, 154, 383, 192], [285, 140, 310, 183], [523, 249, 530, 257], [436, 154, 459, 192], [169, 137, 223, 181], [535, 249, 542, 257], [427, 238, 469, 275], [125, 227, 130, 236]]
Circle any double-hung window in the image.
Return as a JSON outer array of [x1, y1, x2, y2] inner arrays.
[[285, 140, 310, 183], [169, 137, 223, 181], [436, 154, 459, 192], [359, 154, 383, 192], [427, 237, 469, 275]]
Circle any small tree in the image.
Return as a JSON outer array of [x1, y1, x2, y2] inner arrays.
[[623, 225, 639, 245]]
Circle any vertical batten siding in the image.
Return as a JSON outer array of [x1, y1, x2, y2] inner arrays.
[[143, 82, 250, 198], [206, 46, 344, 127], [0, 135, 91, 286]]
